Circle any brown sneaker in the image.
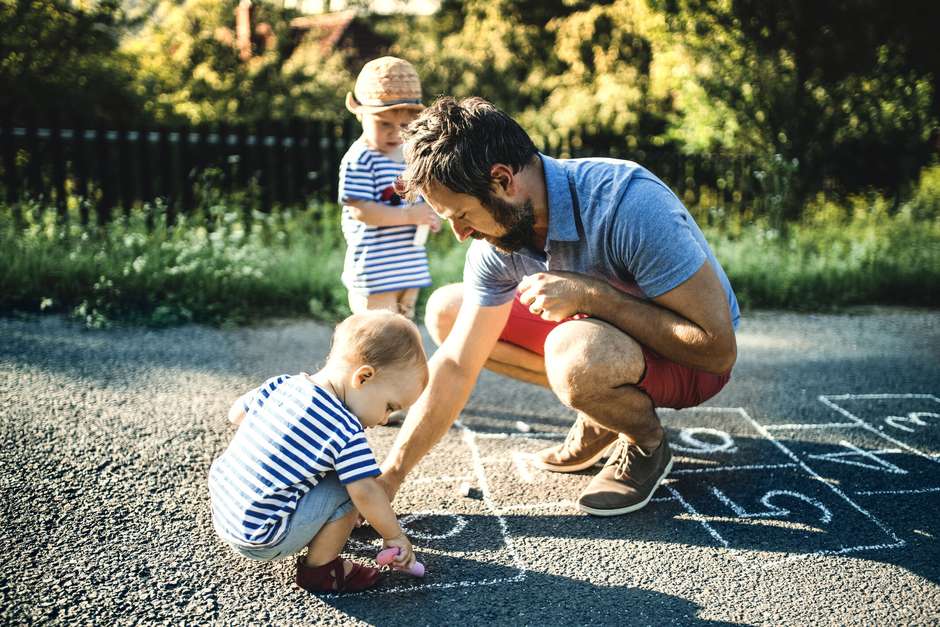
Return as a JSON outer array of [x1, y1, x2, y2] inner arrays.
[[532, 415, 618, 473], [578, 435, 673, 516]]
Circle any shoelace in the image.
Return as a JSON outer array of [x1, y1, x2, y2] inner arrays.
[[612, 441, 639, 481], [562, 417, 586, 450]]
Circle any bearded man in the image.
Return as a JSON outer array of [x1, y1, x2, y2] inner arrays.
[[378, 96, 739, 516]]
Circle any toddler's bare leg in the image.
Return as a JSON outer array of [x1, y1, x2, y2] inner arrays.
[[348, 291, 400, 314], [303, 509, 359, 568], [398, 288, 420, 320]]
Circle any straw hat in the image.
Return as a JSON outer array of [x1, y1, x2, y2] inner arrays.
[[345, 56, 423, 114]]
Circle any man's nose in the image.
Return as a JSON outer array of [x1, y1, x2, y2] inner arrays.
[[450, 219, 472, 241]]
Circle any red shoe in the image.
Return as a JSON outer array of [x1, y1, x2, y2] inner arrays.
[[295, 556, 381, 593]]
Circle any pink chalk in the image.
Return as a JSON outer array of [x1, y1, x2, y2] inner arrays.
[[376, 547, 425, 577]]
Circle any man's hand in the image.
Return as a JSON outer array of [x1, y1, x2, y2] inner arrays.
[[518, 271, 605, 321]]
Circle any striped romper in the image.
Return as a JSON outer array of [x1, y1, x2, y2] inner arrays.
[[337, 138, 432, 296], [208, 374, 381, 549]]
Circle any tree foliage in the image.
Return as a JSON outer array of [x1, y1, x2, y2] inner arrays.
[[122, 0, 354, 124], [0, 0, 142, 124], [655, 0, 940, 214]]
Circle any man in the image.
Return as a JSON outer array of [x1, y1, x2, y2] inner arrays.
[[379, 96, 739, 516]]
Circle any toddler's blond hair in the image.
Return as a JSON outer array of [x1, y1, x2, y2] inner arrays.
[[327, 311, 428, 381]]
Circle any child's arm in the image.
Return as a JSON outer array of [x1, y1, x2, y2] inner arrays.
[[344, 200, 440, 230], [345, 476, 415, 569], [227, 388, 257, 426]]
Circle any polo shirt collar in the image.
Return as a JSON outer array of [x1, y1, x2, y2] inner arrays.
[[540, 153, 580, 243]]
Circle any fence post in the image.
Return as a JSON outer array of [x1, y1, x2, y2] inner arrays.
[[309, 119, 324, 200], [180, 125, 195, 216], [25, 112, 41, 202], [139, 125, 153, 228], [257, 120, 271, 213], [72, 116, 89, 225], [117, 123, 134, 217], [2, 112, 20, 217], [95, 120, 114, 225], [51, 111, 67, 223], [158, 125, 176, 225], [289, 118, 304, 207]]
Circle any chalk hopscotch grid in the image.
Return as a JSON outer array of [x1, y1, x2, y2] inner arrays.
[[817, 394, 940, 466], [345, 395, 933, 594]]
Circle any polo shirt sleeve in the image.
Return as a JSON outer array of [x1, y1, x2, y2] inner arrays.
[[338, 154, 376, 203], [610, 176, 706, 298], [333, 431, 381, 484], [462, 239, 520, 307]]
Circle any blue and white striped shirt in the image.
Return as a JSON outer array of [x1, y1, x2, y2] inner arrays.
[[208, 374, 381, 548], [338, 138, 432, 295]]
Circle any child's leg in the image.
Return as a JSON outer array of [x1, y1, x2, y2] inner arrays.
[[303, 509, 358, 567], [348, 290, 400, 314], [398, 288, 420, 320]]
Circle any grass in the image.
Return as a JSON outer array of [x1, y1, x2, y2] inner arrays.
[[1, 174, 938, 327]]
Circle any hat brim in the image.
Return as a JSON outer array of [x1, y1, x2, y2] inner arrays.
[[345, 92, 424, 115]]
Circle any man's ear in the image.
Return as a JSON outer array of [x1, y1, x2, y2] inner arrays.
[[489, 163, 515, 196], [351, 365, 375, 388]]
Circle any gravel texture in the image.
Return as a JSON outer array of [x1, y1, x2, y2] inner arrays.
[[2, 309, 939, 625]]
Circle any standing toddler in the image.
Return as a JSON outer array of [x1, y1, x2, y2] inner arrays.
[[338, 56, 440, 320], [208, 311, 428, 593]]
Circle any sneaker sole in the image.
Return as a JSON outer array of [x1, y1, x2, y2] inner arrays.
[[531, 442, 616, 473], [577, 456, 674, 517]]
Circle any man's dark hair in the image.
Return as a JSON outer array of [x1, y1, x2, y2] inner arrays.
[[399, 96, 538, 202]]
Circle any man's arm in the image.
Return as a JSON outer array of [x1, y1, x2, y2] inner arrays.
[[379, 298, 513, 498], [519, 260, 736, 374]]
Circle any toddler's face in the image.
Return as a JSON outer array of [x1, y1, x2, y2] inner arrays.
[[360, 109, 420, 156], [346, 363, 426, 428]]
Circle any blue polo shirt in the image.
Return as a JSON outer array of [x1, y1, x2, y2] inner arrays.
[[464, 154, 740, 329]]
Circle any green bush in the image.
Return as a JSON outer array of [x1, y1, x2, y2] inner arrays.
[[1, 179, 937, 327]]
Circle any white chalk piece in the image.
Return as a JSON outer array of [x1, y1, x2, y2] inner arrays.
[[413, 224, 430, 247], [515, 420, 532, 433], [457, 481, 473, 497]]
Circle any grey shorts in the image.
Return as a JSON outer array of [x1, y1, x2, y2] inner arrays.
[[227, 472, 355, 562]]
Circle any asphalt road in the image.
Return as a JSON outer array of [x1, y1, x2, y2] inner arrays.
[[2, 309, 939, 625]]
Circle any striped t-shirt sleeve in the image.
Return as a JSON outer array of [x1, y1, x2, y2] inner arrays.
[[338, 152, 376, 203], [333, 432, 381, 484]]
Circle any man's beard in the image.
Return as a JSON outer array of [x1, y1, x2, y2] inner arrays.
[[476, 195, 537, 253]]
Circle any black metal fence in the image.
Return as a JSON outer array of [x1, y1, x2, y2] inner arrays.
[[1, 115, 770, 226]]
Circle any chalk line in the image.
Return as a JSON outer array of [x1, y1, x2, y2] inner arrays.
[[671, 462, 797, 475], [855, 486, 940, 496], [818, 394, 940, 467], [764, 422, 859, 431]]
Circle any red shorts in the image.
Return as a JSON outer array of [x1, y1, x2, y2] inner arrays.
[[499, 294, 731, 409]]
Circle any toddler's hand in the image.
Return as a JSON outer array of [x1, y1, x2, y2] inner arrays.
[[406, 202, 441, 231], [382, 533, 415, 570]]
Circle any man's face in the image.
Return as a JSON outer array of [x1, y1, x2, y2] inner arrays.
[[422, 181, 538, 253]]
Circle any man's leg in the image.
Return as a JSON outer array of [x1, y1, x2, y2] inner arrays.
[[542, 318, 662, 450], [425, 284, 618, 470], [542, 319, 673, 516], [425, 283, 549, 387]]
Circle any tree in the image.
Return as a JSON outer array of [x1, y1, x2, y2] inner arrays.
[[655, 0, 940, 215], [0, 0, 142, 124], [383, 0, 674, 151], [122, 0, 354, 124]]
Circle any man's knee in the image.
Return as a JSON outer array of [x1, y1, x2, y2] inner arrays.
[[543, 319, 645, 409], [424, 283, 464, 346]]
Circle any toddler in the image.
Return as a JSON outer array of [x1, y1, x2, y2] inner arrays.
[[338, 56, 440, 320], [208, 310, 429, 593]]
